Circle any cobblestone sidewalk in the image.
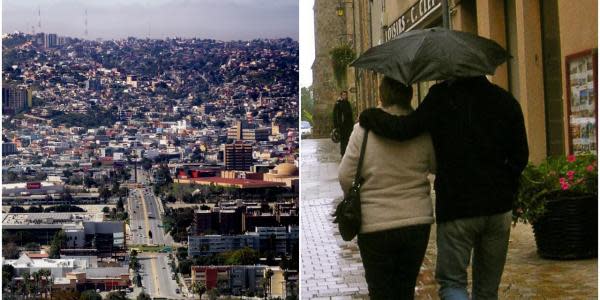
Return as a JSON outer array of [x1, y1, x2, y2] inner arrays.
[[301, 138, 597, 300]]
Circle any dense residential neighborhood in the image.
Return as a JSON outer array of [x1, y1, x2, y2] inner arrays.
[[2, 31, 299, 300]]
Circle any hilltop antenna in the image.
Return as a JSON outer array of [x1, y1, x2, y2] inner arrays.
[[37, 6, 42, 32], [84, 9, 88, 38]]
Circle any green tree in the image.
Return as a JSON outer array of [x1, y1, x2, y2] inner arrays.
[[192, 281, 207, 299], [301, 86, 314, 125], [223, 247, 258, 265], [104, 291, 128, 300], [49, 230, 66, 259], [80, 289, 102, 300], [207, 288, 219, 300], [3, 242, 20, 259], [136, 292, 151, 300], [37, 268, 52, 299], [3, 264, 15, 290]]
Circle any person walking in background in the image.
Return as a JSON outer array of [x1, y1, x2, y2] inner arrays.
[[359, 76, 529, 300], [333, 91, 354, 156], [338, 77, 436, 299]]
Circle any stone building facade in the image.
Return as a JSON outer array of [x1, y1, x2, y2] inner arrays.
[[311, 0, 349, 137], [328, 0, 597, 162]]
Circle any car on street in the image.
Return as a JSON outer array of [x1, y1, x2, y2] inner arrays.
[[301, 121, 312, 137]]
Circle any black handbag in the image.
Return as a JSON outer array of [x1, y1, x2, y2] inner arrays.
[[333, 130, 369, 241], [330, 128, 341, 143]]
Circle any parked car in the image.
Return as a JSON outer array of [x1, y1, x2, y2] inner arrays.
[[301, 121, 312, 137]]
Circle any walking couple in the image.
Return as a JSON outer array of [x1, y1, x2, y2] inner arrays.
[[338, 74, 528, 299]]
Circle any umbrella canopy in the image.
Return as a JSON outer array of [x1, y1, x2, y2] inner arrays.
[[350, 27, 509, 85]]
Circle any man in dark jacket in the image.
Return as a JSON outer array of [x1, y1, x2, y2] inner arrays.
[[359, 76, 528, 300], [332, 91, 354, 156]]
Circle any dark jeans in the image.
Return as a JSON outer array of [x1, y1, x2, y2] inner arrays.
[[340, 134, 350, 156], [357, 224, 431, 300]]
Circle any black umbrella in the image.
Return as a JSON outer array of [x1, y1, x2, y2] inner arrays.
[[350, 27, 509, 85]]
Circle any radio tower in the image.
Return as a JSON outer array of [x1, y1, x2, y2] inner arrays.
[[37, 6, 42, 33], [84, 9, 88, 38]]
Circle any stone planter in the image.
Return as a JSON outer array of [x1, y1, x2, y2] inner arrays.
[[532, 193, 597, 259]]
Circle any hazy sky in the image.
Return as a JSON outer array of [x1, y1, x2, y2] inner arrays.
[[299, 0, 314, 88], [2, 0, 299, 41]]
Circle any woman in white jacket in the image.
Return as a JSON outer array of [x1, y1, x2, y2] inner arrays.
[[338, 76, 436, 299]]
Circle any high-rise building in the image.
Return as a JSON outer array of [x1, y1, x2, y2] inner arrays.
[[86, 78, 102, 91], [2, 85, 30, 115], [224, 141, 253, 171], [44, 33, 58, 48]]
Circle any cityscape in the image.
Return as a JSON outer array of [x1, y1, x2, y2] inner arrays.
[[2, 24, 299, 300]]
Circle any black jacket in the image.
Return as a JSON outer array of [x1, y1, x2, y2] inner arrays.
[[333, 99, 354, 136], [359, 76, 529, 223]]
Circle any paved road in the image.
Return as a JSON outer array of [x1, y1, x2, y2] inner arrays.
[[127, 167, 178, 298], [128, 170, 173, 246], [139, 253, 184, 299]]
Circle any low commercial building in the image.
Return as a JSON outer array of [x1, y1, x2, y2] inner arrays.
[[3, 213, 125, 257], [53, 267, 130, 292], [188, 234, 260, 257], [187, 226, 299, 257], [190, 265, 285, 297]]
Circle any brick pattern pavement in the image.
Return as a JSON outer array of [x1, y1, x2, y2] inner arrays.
[[301, 138, 597, 300]]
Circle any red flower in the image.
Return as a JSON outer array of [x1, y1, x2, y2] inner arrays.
[[567, 155, 576, 163], [587, 165, 595, 172], [561, 182, 570, 190], [567, 170, 575, 180], [559, 177, 566, 184]]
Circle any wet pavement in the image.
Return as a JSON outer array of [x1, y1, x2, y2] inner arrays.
[[301, 138, 597, 300]]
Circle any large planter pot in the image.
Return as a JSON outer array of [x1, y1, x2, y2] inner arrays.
[[532, 193, 597, 259]]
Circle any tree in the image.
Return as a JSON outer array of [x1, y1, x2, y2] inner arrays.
[[191, 281, 207, 300], [24, 242, 40, 251], [49, 230, 66, 259], [3, 264, 15, 290], [301, 86, 314, 124], [3, 242, 20, 259], [141, 158, 152, 171], [136, 292, 151, 300], [37, 269, 52, 299], [99, 187, 112, 202], [104, 291, 128, 300], [80, 290, 102, 300], [207, 288, 219, 300], [224, 247, 258, 265], [264, 268, 274, 299]]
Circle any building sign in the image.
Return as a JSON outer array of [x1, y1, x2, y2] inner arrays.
[[26, 182, 41, 189], [566, 49, 598, 154], [385, 0, 441, 41]]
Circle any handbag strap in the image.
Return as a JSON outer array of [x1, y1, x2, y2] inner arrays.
[[353, 129, 369, 187]]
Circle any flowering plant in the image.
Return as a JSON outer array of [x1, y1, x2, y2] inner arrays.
[[513, 153, 598, 224]]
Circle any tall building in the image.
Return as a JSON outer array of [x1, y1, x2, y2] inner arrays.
[[44, 33, 58, 48], [2, 85, 30, 115], [86, 78, 102, 91], [224, 141, 253, 171]]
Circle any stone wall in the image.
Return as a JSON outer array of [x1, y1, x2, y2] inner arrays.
[[312, 0, 347, 137]]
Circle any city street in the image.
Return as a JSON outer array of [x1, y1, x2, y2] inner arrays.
[[301, 138, 598, 299], [128, 169, 173, 246], [139, 253, 183, 299], [127, 167, 179, 298]]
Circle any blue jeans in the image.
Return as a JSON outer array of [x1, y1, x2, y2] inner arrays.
[[358, 224, 431, 300], [436, 211, 512, 300]]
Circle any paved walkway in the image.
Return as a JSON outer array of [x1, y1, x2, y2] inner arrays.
[[301, 138, 597, 300]]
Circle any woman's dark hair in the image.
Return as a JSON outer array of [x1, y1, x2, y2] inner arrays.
[[379, 76, 413, 108]]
